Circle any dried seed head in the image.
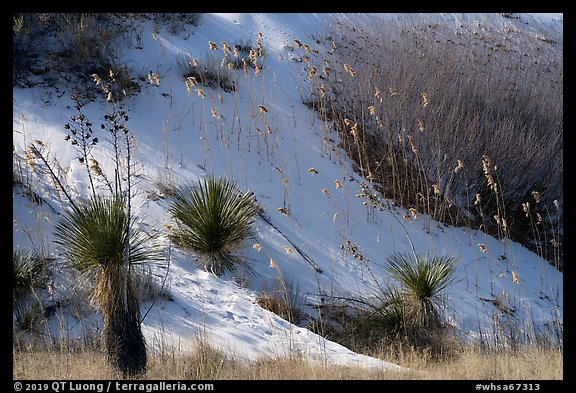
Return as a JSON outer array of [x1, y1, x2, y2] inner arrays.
[[416, 119, 425, 132], [277, 207, 289, 215], [409, 207, 418, 220], [343, 63, 356, 77], [322, 188, 330, 197], [478, 243, 488, 253], [421, 92, 429, 107], [432, 184, 441, 195], [474, 194, 481, 206], [522, 202, 530, 217], [531, 190, 541, 203], [283, 245, 293, 254], [307, 168, 318, 174], [253, 243, 262, 251], [269, 258, 278, 269], [91, 73, 102, 85], [209, 41, 218, 50], [550, 239, 558, 247], [374, 86, 382, 103], [258, 105, 268, 114], [196, 88, 205, 98], [350, 123, 359, 142], [368, 105, 376, 116], [512, 271, 520, 284], [454, 159, 464, 174], [406, 135, 418, 154], [481, 155, 492, 175], [148, 72, 160, 86], [335, 179, 342, 189]]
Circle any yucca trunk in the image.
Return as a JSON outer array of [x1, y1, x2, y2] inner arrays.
[[96, 263, 146, 376]]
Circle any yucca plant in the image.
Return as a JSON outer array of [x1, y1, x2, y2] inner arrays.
[[375, 253, 459, 346], [54, 195, 160, 376], [169, 176, 259, 275], [13, 249, 47, 292]]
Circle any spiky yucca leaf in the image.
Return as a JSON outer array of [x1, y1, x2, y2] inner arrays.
[[169, 176, 259, 275], [385, 252, 459, 331], [54, 195, 157, 272], [13, 249, 47, 291]]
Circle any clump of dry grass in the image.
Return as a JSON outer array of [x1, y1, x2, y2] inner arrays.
[[178, 52, 237, 93], [305, 17, 562, 268], [13, 335, 562, 380]]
